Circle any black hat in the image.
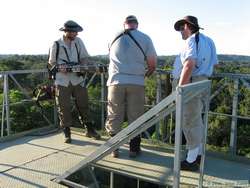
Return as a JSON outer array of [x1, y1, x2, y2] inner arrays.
[[59, 20, 83, 32], [125, 15, 138, 24], [174, 15, 203, 31]]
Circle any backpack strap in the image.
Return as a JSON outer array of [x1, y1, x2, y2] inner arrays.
[[194, 33, 200, 69], [195, 33, 199, 53], [74, 42, 80, 63], [48, 41, 60, 63], [62, 46, 70, 63], [55, 41, 60, 62], [47, 41, 60, 79], [61, 42, 80, 64]]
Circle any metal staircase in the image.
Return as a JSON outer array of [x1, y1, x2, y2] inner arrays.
[[55, 80, 211, 188]]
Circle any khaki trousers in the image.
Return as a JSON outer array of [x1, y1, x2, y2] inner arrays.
[[105, 84, 144, 151], [55, 83, 89, 128], [172, 76, 207, 149], [105, 84, 145, 134]]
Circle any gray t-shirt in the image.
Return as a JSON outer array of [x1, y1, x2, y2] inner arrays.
[[107, 29, 157, 86]]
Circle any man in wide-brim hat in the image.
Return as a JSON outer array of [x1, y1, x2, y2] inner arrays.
[[172, 15, 218, 171], [48, 20, 101, 143], [174, 15, 203, 31], [59, 20, 83, 32]]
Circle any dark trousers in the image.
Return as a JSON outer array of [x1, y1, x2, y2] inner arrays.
[[129, 135, 141, 152], [55, 83, 89, 128]]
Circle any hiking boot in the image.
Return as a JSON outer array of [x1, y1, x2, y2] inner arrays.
[[84, 122, 101, 140], [196, 155, 202, 164], [129, 148, 141, 158], [64, 137, 71, 143], [129, 136, 141, 157], [181, 160, 199, 172], [85, 127, 101, 140], [63, 127, 71, 143], [111, 149, 119, 158]]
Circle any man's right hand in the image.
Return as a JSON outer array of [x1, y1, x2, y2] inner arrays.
[[145, 56, 157, 77], [178, 58, 195, 86]]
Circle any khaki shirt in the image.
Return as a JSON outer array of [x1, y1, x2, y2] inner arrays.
[[48, 37, 89, 87]]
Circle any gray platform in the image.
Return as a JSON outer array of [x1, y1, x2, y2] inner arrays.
[[0, 131, 250, 188]]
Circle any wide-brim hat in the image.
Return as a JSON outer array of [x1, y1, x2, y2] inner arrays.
[[59, 20, 83, 32], [174, 15, 203, 31]]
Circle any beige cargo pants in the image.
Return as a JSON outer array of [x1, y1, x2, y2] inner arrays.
[[105, 84, 145, 151], [172, 76, 207, 149]]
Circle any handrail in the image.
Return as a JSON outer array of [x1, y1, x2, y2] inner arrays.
[[0, 69, 249, 187], [0, 69, 46, 75], [1, 69, 249, 155], [0, 68, 250, 79], [55, 80, 211, 188], [174, 80, 211, 188], [0, 69, 106, 138]]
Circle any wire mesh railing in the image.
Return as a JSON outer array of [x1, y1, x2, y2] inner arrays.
[[0, 69, 250, 157]]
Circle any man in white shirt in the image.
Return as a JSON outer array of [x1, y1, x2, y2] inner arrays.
[[173, 16, 218, 171]]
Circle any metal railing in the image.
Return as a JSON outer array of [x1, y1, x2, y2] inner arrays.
[[1, 69, 250, 157], [0, 69, 107, 138], [154, 70, 250, 156], [174, 80, 211, 188], [211, 73, 250, 155], [0, 68, 249, 187]]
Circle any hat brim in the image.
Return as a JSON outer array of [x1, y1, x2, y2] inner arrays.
[[59, 26, 83, 32], [174, 19, 187, 31], [174, 19, 203, 31]]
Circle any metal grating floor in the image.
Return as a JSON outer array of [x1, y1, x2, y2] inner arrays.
[[0, 131, 250, 188]]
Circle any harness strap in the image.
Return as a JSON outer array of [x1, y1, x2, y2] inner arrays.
[[47, 40, 81, 79], [109, 29, 147, 60], [62, 46, 70, 63], [195, 33, 200, 69], [109, 32, 124, 49], [74, 43, 80, 62], [195, 33, 199, 53], [58, 42, 81, 64], [125, 30, 146, 60]]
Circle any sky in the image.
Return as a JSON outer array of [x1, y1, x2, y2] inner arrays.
[[0, 0, 250, 56]]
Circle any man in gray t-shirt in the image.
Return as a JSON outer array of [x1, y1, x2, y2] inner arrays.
[[105, 15, 157, 158]]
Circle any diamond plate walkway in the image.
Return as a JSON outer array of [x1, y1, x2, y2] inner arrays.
[[0, 130, 250, 188]]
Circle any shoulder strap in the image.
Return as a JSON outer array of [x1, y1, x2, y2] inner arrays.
[[194, 33, 200, 69], [109, 32, 124, 50], [125, 30, 146, 60], [55, 41, 60, 62], [61, 42, 80, 63], [62, 46, 70, 63], [47, 41, 59, 79], [48, 41, 60, 63], [109, 29, 147, 60], [195, 33, 199, 53], [75, 43, 80, 63]]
